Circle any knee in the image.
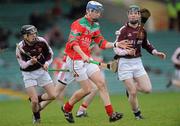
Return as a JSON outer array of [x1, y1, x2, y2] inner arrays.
[[31, 96, 39, 105], [96, 80, 106, 90], [143, 87, 152, 94], [91, 85, 98, 93], [82, 86, 92, 95], [128, 90, 137, 97], [48, 92, 57, 100]]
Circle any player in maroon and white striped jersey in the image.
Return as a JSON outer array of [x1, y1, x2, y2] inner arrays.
[[167, 47, 180, 88], [113, 5, 166, 120], [16, 25, 56, 124]]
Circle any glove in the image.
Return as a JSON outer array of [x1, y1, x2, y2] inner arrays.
[[107, 60, 118, 73]]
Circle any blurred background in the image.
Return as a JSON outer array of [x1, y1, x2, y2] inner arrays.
[[0, 0, 179, 101]]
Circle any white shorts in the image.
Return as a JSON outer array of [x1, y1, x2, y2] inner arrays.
[[174, 69, 180, 80], [22, 68, 53, 88], [66, 57, 100, 82], [118, 57, 147, 80], [57, 62, 75, 85]]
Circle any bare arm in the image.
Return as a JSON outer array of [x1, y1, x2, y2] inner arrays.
[[105, 40, 132, 49]]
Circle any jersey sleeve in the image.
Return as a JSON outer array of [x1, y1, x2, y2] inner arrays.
[[16, 43, 33, 69], [68, 22, 83, 49], [117, 26, 127, 41], [93, 30, 107, 49], [39, 37, 54, 65], [142, 31, 155, 54], [172, 47, 180, 64]]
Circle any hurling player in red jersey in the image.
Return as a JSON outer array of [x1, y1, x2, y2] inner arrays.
[[113, 5, 166, 120], [61, 1, 132, 123]]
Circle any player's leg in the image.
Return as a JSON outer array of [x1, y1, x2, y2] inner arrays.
[[89, 67, 123, 122], [134, 74, 152, 94], [172, 70, 180, 87], [76, 80, 98, 117], [62, 79, 92, 123], [41, 84, 56, 100], [82, 81, 98, 105], [32, 72, 57, 112], [26, 86, 41, 124], [172, 79, 180, 87], [131, 58, 152, 93], [23, 71, 41, 124], [55, 83, 67, 105], [132, 67, 152, 119], [38, 82, 67, 111], [65, 79, 92, 109], [39, 72, 57, 101], [56, 66, 75, 106], [123, 78, 142, 119], [77, 70, 105, 116], [62, 60, 92, 123], [118, 58, 142, 120]]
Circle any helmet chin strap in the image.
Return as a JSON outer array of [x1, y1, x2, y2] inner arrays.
[[24, 37, 37, 46], [92, 18, 98, 22], [129, 20, 139, 25]]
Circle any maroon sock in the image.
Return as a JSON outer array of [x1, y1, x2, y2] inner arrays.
[[105, 105, 114, 116], [38, 95, 43, 102], [64, 102, 73, 112]]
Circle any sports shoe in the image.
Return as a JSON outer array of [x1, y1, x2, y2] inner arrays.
[[109, 112, 123, 122], [32, 111, 41, 124], [28, 97, 31, 102], [135, 115, 144, 120], [134, 110, 144, 120], [76, 110, 88, 117], [33, 118, 41, 124], [61, 106, 75, 123]]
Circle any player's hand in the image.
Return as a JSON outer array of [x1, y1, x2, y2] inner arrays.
[[154, 51, 166, 60], [43, 63, 49, 71], [31, 56, 37, 64], [116, 40, 132, 49], [82, 54, 90, 63], [127, 48, 136, 56]]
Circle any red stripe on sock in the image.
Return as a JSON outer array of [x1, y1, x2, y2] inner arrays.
[[81, 103, 88, 109], [64, 102, 73, 112], [105, 104, 114, 116]]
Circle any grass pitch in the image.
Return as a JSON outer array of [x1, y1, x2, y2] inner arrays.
[[0, 92, 180, 126]]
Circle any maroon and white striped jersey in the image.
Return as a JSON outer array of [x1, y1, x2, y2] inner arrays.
[[172, 47, 180, 69], [114, 23, 155, 59], [16, 36, 53, 71]]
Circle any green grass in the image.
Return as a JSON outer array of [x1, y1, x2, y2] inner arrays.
[[0, 92, 180, 126]]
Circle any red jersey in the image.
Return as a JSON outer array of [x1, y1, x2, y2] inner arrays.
[[52, 57, 64, 76], [65, 17, 108, 60]]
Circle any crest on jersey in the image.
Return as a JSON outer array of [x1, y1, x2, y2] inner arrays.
[[128, 33, 132, 37], [84, 30, 89, 35], [137, 31, 144, 40], [38, 47, 42, 53]]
